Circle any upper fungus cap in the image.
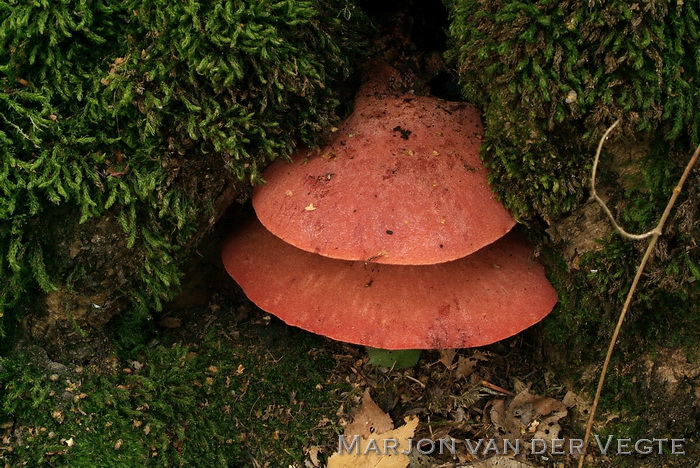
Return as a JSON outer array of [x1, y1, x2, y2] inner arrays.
[[253, 68, 515, 265], [221, 220, 558, 350]]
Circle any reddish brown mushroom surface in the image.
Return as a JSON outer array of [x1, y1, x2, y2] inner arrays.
[[253, 83, 515, 265], [222, 220, 558, 350]]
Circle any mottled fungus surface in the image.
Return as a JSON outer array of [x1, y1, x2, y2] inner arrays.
[[222, 220, 557, 350], [225, 65, 557, 350], [253, 75, 515, 265]]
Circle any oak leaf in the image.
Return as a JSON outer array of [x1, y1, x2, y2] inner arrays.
[[328, 389, 418, 468], [327, 417, 418, 468]]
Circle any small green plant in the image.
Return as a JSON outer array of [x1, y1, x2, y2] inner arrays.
[[367, 348, 422, 369]]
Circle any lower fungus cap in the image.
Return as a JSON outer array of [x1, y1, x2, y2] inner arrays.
[[222, 219, 557, 350]]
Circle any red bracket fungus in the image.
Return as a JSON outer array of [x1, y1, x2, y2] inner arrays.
[[222, 220, 557, 349], [222, 64, 557, 350]]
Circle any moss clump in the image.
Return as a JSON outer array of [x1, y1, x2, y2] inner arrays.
[[0, 329, 346, 466], [446, 0, 699, 222], [0, 0, 366, 342]]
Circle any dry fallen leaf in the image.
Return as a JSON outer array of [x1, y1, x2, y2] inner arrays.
[[327, 417, 419, 468], [455, 357, 477, 379], [489, 389, 568, 450], [454, 351, 489, 379], [438, 349, 457, 369], [345, 389, 394, 439], [468, 456, 536, 468], [306, 445, 322, 467], [328, 390, 419, 468], [157, 317, 181, 328]]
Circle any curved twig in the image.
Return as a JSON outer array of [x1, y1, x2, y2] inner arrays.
[[590, 120, 659, 240], [579, 126, 700, 467]]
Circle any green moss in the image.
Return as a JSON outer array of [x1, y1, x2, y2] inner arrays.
[[0, 329, 346, 466], [0, 0, 366, 339], [544, 141, 700, 353], [447, 0, 699, 222], [543, 233, 699, 359]]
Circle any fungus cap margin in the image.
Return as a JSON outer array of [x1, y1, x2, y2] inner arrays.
[[222, 219, 557, 350]]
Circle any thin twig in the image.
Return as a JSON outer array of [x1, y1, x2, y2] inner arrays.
[[579, 126, 700, 467], [590, 119, 658, 240], [405, 374, 426, 388], [479, 380, 515, 396]]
